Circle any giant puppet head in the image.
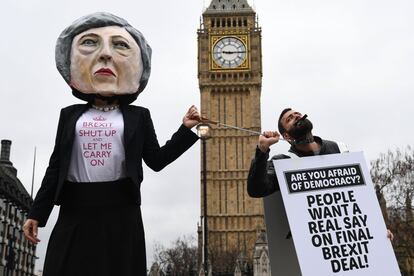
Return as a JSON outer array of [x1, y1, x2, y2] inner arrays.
[[55, 12, 152, 104]]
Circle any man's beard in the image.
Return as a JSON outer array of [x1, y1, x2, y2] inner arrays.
[[287, 118, 313, 141]]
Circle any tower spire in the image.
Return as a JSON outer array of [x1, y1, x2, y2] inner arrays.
[[204, 0, 254, 15]]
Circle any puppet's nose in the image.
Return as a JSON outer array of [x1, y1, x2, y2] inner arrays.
[[99, 53, 112, 62], [98, 44, 112, 62]]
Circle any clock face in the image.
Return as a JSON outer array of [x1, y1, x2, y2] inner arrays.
[[213, 37, 247, 69]]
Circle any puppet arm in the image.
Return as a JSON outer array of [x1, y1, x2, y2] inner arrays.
[[142, 108, 199, 172], [27, 109, 65, 227]]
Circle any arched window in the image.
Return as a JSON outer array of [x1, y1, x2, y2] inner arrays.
[[260, 252, 269, 272], [227, 18, 231, 26], [211, 19, 215, 27]]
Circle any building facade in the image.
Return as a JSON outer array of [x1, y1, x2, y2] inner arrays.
[[0, 140, 37, 276], [197, 0, 265, 273]]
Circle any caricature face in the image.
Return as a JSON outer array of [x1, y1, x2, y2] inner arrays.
[[70, 26, 143, 96]]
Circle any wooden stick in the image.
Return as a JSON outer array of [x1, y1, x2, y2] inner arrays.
[[199, 116, 285, 140]]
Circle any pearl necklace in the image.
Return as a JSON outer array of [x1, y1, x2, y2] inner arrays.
[[92, 104, 120, 112]]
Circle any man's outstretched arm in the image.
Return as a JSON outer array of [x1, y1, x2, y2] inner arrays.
[[247, 131, 282, 197], [247, 147, 280, 197]]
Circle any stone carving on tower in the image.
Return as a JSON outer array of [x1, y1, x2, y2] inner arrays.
[[197, 0, 265, 273], [253, 230, 271, 276]]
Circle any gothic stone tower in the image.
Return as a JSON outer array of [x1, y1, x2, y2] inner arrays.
[[197, 0, 265, 272]]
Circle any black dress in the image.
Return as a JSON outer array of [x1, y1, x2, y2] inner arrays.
[[43, 179, 147, 276]]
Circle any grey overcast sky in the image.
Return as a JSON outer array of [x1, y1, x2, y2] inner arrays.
[[1, 0, 413, 271]]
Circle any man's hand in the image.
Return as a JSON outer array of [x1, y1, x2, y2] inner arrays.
[[23, 219, 41, 244], [183, 105, 200, 129], [387, 229, 394, 241], [258, 131, 280, 152]]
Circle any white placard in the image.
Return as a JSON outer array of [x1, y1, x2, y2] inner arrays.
[[268, 152, 401, 276]]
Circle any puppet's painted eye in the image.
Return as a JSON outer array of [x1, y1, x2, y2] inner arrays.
[[81, 38, 97, 46], [113, 40, 130, 50]]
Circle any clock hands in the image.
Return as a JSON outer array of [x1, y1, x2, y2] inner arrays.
[[214, 51, 246, 54], [223, 50, 246, 54]]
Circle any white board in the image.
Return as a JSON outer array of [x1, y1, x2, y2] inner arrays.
[[264, 152, 400, 276]]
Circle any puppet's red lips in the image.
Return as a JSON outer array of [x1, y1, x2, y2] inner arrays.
[[94, 68, 116, 77]]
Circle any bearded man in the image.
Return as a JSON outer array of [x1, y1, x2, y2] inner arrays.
[[247, 108, 343, 198]]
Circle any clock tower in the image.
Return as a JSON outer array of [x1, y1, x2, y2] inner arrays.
[[197, 0, 265, 272]]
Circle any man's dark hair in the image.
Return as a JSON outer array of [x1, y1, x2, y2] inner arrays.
[[278, 108, 292, 134]]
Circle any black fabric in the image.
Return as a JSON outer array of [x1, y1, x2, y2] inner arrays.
[[71, 89, 139, 105], [247, 136, 341, 197], [60, 179, 137, 206], [43, 179, 146, 276], [28, 104, 199, 227]]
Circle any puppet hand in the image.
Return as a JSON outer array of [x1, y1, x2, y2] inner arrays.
[[23, 219, 41, 244], [258, 131, 280, 152], [183, 105, 200, 129]]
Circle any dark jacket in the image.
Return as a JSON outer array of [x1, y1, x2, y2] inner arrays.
[[29, 104, 199, 227], [247, 136, 340, 198]]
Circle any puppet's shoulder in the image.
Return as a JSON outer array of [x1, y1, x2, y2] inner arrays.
[[125, 104, 148, 111], [57, 104, 89, 121], [122, 104, 150, 116]]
